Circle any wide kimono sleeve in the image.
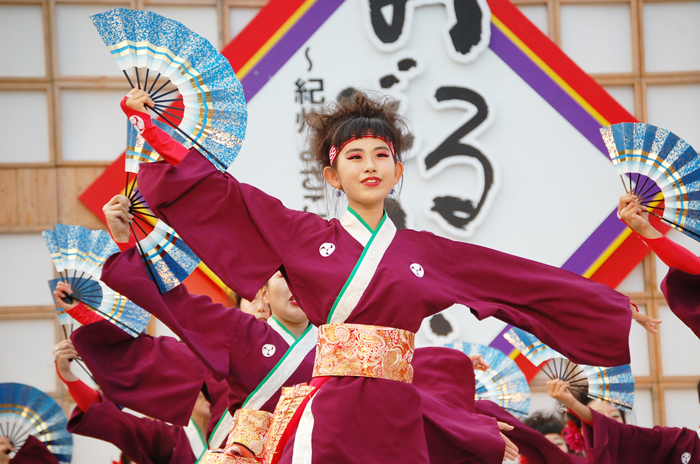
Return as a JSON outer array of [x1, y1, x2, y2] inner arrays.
[[70, 319, 225, 427], [473, 400, 583, 464], [661, 269, 700, 340], [67, 400, 195, 464], [100, 245, 306, 403], [137, 149, 307, 301], [581, 410, 700, 464], [412, 347, 505, 464], [9, 435, 58, 464], [433, 235, 632, 366]]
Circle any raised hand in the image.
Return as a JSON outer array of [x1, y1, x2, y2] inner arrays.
[[0, 436, 14, 464], [53, 339, 79, 383], [125, 89, 155, 114], [103, 195, 132, 244], [618, 193, 662, 239], [468, 353, 490, 371], [546, 378, 593, 424], [53, 281, 78, 311]]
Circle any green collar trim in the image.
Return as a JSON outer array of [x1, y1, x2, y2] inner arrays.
[[327, 212, 387, 324]]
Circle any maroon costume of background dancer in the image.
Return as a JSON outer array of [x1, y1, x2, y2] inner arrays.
[[548, 377, 700, 464], [53, 336, 208, 464]]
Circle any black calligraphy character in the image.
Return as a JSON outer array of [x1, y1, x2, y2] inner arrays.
[[364, 0, 488, 62], [368, 0, 409, 45], [425, 86, 494, 232], [295, 79, 309, 104], [308, 79, 325, 104]]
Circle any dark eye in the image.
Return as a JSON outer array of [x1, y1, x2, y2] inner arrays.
[[377, 152, 390, 157], [348, 154, 362, 160]]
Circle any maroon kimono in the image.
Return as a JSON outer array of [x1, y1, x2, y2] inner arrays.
[[101, 249, 316, 419], [71, 319, 228, 437], [582, 409, 700, 464], [104, 247, 507, 463], [473, 400, 584, 464], [661, 269, 700, 339], [67, 400, 195, 464], [133, 149, 632, 464], [10, 435, 58, 464]]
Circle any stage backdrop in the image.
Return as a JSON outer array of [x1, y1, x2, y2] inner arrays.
[[81, 0, 664, 376]]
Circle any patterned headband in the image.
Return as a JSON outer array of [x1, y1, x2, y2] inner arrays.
[[328, 132, 395, 166]]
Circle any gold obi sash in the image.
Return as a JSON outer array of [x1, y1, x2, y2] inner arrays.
[[199, 409, 273, 464], [312, 324, 415, 383], [262, 383, 315, 464]]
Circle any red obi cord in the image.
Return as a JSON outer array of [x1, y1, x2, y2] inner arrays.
[[270, 376, 332, 464]]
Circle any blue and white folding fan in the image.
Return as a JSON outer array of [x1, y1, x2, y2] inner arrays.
[[503, 327, 566, 372], [118, 183, 200, 293], [42, 224, 150, 337], [444, 341, 531, 417], [579, 364, 634, 413], [504, 328, 634, 412], [601, 122, 700, 242], [92, 7, 247, 172], [0, 383, 72, 464]]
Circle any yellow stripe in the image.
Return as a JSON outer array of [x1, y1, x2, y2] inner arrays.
[[237, 0, 318, 80], [582, 228, 632, 278], [197, 260, 230, 293], [491, 15, 610, 127], [508, 349, 520, 361]]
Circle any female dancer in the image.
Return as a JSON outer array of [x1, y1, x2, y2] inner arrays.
[[54, 338, 210, 464], [618, 193, 699, 338], [548, 378, 700, 464], [117, 89, 650, 463], [99, 204, 518, 462]]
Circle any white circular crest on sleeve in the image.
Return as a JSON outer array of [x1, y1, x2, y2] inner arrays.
[[410, 263, 424, 277], [129, 115, 145, 134], [319, 243, 336, 257], [681, 452, 691, 464], [261, 344, 276, 357]]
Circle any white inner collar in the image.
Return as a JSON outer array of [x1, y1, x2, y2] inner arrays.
[[339, 209, 373, 247]]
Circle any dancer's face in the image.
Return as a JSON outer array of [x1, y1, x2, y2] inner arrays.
[[324, 137, 403, 212], [544, 433, 569, 453], [262, 271, 306, 325], [588, 400, 624, 423]]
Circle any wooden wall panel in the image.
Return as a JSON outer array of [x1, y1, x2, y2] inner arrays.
[[0, 168, 57, 231], [57, 166, 107, 229]]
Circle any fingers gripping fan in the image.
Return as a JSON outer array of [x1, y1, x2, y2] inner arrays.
[[601, 122, 700, 242], [0, 383, 72, 463], [91, 7, 247, 172], [42, 224, 150, 337], [444, 342, 531, 417]]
